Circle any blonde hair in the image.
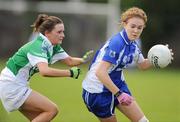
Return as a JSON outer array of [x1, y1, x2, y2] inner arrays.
[[120, 7, 147, 25]]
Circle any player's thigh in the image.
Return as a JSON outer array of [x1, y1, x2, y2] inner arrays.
[[20, 90, 58, 112], [19, 108, 41, 121], [116, 100, 144, 121]]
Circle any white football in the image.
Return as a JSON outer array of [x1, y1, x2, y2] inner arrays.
[[148, 44, 172, 68]]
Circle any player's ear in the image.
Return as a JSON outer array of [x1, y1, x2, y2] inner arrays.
[[44, 30, 50, 36], [122, 21, 127, 27]]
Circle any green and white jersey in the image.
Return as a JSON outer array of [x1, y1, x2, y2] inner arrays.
[[0, 33, 69, 83]]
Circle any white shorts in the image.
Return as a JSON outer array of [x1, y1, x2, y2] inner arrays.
[[0, 80, 32, 112]]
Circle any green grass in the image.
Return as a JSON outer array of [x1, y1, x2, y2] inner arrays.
[[0, 61, 180, 122]]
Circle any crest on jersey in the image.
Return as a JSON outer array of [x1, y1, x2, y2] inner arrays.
[[109, 50, 116, 58]]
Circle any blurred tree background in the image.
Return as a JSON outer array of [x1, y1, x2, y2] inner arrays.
[[0, 0, 179, 68]]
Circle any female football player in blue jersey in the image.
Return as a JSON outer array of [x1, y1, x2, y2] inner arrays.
[[82, 7, 151, 122], [0, 14, 93, 122]]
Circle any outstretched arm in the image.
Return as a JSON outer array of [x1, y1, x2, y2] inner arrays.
[[62, 50, 94, 66], [95, 61, 120, 94], [62, 56, 84, 66], [37, 62, 80, 79], [137, 59, 152, 70]]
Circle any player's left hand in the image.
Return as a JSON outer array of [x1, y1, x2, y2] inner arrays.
[[165, 44, 174, 62], [69, 67, 81, 79], [82, 50, 94, 63]]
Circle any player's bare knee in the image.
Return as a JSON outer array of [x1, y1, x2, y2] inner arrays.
[[49, 104, 59, 118], [138, 116, 149, 122]]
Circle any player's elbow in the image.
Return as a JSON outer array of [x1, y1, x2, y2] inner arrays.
[[95, 68, 103, 79], [39, 68, 50, 77], [95, 70, 99, 78], [37, 62, 50, 77]]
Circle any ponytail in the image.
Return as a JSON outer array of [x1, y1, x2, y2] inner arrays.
[[31, 14, 48, 32], [31, 14, 63, 35]]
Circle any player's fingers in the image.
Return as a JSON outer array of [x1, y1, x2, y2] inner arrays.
[[169, 49, 174, 59], [88, 50, 94, 54]]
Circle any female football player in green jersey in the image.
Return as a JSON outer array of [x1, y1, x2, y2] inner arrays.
[[0, 14, 93, 122]]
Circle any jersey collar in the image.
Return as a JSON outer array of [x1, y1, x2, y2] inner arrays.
[[120, 29, 140, 45], [120, 29, 132, 45], [39, 33, 53, 47]]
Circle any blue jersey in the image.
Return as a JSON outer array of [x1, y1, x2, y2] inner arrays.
[[82, 29, 145, 93]]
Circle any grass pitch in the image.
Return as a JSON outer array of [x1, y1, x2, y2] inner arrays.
[[0, 62, 179, 122]]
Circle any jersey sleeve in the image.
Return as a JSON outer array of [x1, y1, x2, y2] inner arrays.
[[133, 44, 145, 63], [27, 40, 48, 66], [102, 35, 124, 64], [51, 45, 69, 64], [27, 53, 48, 66]]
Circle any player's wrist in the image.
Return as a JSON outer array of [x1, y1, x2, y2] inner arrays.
[[82, 58, 86, 63], [114, 90, 123, 98], [69, 69, 73, 77]]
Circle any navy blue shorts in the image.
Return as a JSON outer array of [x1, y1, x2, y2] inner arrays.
[[82, 81, 131, 118]]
